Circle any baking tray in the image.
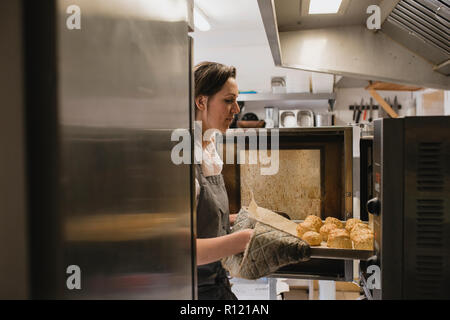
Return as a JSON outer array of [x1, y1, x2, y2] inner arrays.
[[294, 220, 375, 261], [246, 204, 375, 261], [309, 246, 374, 261]]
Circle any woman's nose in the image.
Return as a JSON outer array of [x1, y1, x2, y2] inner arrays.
[[232, 101, 240, 114]]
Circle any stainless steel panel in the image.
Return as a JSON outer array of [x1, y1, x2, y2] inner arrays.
[[60, 129, 193, 299], [309, 248, 374, 260], [388, 1, 450, 54], [381, 0, 450, 75], [373, 119, 404, 299], [390, 9, 450, 50], [257, 0, 282, 66], [434, 59, 450, 73], [55, 0, 193, 299], [0, 0, 29, 299], [59, 0, 190, 130], [415, 0, 450, 20], [258, 0, 450, 89], [188, 35, 197, 300], [400, 1, 450, 34], [382, 20, 449, 69], [279, 26, 450, 89]]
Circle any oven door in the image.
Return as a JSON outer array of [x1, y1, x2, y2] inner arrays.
[[222, 127, 356, 281]]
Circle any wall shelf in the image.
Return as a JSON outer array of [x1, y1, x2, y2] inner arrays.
[[237, 92, 336, 103]]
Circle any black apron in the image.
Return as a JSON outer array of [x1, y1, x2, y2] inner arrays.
[[196, 164, 237, 300]]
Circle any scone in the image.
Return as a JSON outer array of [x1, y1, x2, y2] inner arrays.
[[351, 222, 369, 232], [350, 223, 373, 241], [302, 231, 322, 246], [327, 229, 352, 249], [345, 218, 362, 232], [319, 223, 338, 241], [296, 221, 316, 238], [353, 233, 374, 250], [304, 215, 323, 232], [324, 217, 344, 229]]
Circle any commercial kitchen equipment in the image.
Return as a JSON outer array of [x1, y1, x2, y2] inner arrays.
[[265, 107, 276, 128], [361, 116, 450, 299], [1, 0, 196, 299], [315, 113, 333, 127], [279, 110, 315, 128], [222, 127, 356, 281], [258, 0, 449, 90], [223, 116, 450, 299]]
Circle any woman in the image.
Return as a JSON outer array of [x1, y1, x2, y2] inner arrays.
[[194, 61, 254, 300]]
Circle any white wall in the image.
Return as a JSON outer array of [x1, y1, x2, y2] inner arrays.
[[333, 88, 415, 125], [194, 43, 308, 93], [191, 7, 334, 96], [191, 28, 334, 121]]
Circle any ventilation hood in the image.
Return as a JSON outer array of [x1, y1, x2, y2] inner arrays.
[[258, 0, 449, 90]]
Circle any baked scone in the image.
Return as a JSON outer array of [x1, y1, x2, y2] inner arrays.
[[304, 215, 323, 232], [296, 221, 316, 238], [329, 228, 350, 237], [351, 222, 369, 231], [350, 223, 373, 241], [345, 218, 362, 232], [302, 231, 322, 246], [353, 233, 374, 250], [327, 229, 352, 249], [324, 217, 344, 229], [319, 223, 338, 241]]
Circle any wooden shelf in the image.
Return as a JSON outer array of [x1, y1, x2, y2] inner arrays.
[[237, 92, 336, 102], [365, 81, 423, 91]]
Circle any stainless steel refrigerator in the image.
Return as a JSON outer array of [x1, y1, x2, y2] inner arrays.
[[1, 0, 196, 299]]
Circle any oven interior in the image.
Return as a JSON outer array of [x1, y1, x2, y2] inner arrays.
[[222, 128, 354, 281]]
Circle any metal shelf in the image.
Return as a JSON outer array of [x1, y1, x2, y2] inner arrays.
[[237, 92, 336, 102]]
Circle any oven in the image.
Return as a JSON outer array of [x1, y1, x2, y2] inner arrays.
[[360, 116, 450, 299], [221, 127, 358, 281]]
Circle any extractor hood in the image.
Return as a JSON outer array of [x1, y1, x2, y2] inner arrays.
[[258, 0, 449, 90]]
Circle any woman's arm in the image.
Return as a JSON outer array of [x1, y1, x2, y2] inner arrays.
[[196, 229, 254, 266]]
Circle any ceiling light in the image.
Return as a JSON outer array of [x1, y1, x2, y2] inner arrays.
[[309, 0, 343, 14], [194, 6, 210, 31]]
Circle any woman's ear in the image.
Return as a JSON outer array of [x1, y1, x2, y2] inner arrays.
[[195, 95, 208, 112]]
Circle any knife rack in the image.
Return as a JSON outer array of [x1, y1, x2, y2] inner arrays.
[[348, 104, 401, 110]]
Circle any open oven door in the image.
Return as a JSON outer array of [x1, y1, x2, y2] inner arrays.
[[222, 127, 366, 282]]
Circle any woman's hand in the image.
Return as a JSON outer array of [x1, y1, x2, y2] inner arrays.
[[229, 214, 238, 226]]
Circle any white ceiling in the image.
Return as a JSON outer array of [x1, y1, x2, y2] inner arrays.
[[192, 0, 268, 48], [194, 0, 264, 31], [191, 0, 335, 94], [275, 0, 384, 31]]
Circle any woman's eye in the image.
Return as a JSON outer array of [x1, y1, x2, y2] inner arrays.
[[225, 99, 235, 104]]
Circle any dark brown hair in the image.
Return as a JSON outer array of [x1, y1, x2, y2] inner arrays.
[[194, 61, 236, 100]]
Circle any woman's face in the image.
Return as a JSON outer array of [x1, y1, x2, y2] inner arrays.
[[197, 77, 240, 134]]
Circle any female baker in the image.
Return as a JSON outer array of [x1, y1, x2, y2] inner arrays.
[[194, 61, 254, 300]]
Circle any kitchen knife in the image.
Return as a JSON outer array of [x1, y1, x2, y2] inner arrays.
[[355, 99, 363, 123], [393, 96, 399, 114], [368, 98, 373, 122]]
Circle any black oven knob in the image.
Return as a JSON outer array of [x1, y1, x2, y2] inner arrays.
[[367, 197, 380, 216]]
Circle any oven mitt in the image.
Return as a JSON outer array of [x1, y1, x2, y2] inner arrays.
[[222, 208, 311, 280]]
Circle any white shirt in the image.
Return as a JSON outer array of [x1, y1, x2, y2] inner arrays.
[[194, 133, 224, 200]]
